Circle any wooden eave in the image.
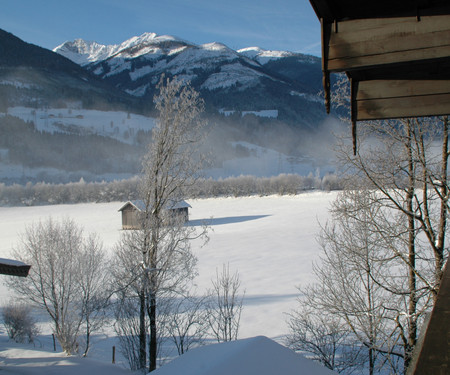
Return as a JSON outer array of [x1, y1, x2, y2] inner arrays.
[[309, 0, 450, 24], [310, 0, 450, 129]]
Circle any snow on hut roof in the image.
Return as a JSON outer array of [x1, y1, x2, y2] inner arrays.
[[0, 258, 31, 277], [118, 199, 191, 212]]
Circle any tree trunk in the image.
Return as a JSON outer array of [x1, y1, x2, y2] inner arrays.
[[435, 116, 449, 292], [149, 292, 157, 372], [405, 119, 417, 370], [139, 287, 146, 371]]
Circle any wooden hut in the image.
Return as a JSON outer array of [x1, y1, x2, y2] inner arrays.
[[118, 199, 192, 230]]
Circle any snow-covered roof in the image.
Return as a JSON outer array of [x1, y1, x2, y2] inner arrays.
[[153, 336, 337, 375], [118, 199, 191, 212], [0, 257, 31, 277]]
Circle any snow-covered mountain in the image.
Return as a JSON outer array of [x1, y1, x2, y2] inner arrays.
[[54, 33, 193, 67], [0, 29, 337, 184], [55, 33, 270, 93], [54, 33, 325, 126], [0, 28, 139, 112]]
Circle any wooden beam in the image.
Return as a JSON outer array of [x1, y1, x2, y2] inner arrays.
[[357, 79, 450, 100], [326, 15, 450, 72], [355, 93, 450, 120]]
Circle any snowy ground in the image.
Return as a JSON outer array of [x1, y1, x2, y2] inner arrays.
[[5, 107, 156, 145], [0, 192, 337, 373]]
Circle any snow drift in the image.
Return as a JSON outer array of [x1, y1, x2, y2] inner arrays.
[[153, 336, 337, 375]]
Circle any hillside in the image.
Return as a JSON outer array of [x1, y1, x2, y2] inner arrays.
[[0, 29, 142, 112]]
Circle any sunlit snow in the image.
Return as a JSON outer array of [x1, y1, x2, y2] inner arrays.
[[0, 193, 337, 374]]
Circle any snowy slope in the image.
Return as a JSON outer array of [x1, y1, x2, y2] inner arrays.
[[238, 46, 318, 65], [0, 340, 130, 375], [5, 106, 156, 144], [53, 39, 120, 66], [238, 46, 295, 64]]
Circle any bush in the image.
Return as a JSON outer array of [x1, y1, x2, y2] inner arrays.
[[2, 302, 39, 343]]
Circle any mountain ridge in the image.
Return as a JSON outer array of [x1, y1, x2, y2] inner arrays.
[[54, 32, 324, 127]]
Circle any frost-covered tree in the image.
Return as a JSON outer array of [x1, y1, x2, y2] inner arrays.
[[113, 76, 208, 372], [9, 218, 110, 354], [207, 264, 244, 343]]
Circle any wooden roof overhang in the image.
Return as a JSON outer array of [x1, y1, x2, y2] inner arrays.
[[309, 0, 450, 151]]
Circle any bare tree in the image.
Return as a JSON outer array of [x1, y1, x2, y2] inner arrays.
[[314, 189, 411, 374], [114, 292, 142, 371], [9, 218, 83, 353], [286, 304, 364, 374], [164, 293, 209, 355], [9, 218, 110, 355], [207, 264, 244, 343], [112, 218, 201, 370], [113, 76, 208, 372], [329, 77, 449, 371], [336, 117, 449, 369], [77, 233, 112, 357]]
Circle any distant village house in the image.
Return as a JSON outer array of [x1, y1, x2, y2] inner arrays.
[[118, 199, 191, 230]]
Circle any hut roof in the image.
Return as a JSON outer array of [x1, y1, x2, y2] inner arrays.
[[0, 258, 31, 277], [118, 199, 191, 212]]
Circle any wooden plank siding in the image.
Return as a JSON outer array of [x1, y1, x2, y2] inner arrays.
[[353, 80, 450, 120], [327, 15, 450, 71], [318, 12, 450, 123], [121, 205, 141, 230]]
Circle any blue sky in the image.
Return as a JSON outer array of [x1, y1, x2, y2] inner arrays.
[[0, 0, 321, 56]]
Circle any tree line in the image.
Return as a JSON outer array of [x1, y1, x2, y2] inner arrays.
[[0, 172, 341, 206]]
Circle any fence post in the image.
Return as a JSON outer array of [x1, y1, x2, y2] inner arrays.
[[112, 345, 116, 364]]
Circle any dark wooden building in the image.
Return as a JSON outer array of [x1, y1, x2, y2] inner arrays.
[[0, 258, 31, 277], [118, 199, 192, 230]]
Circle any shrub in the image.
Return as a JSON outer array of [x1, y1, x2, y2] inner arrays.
[[2, 302, 39, 343]]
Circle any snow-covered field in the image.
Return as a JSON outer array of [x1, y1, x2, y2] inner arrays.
[[0, 192, 337, 373]]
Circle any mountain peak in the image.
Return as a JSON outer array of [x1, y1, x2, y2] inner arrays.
[[53, 39, 119, 66], [238, 47, 295, 64], [54, 32, 195, 65]]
